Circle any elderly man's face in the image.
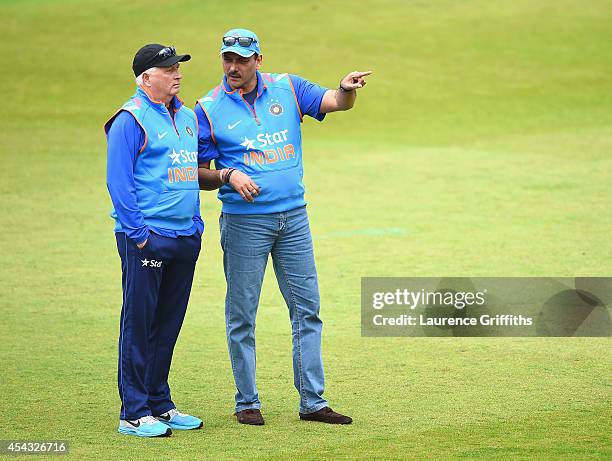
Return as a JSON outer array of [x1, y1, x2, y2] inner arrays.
[[144, 63, 182, 102], [222, 52, 261, 91]]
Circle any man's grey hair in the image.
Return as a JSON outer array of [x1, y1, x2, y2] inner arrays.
[[135, 67, 159, 85]]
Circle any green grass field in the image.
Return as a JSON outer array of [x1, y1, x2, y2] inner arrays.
[[1, 0, 611, 459]]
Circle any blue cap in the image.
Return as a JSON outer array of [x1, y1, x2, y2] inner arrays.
[[220, 28, 261, 57]]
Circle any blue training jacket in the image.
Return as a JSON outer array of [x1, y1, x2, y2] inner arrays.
[[105, 88, 200, 239], [197, 72, 307, 214]]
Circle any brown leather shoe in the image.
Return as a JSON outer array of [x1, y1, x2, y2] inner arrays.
[[235, 409, 265, 425], [299, 407, 352, 424]]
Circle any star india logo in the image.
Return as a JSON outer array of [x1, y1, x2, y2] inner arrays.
[[168, 149, 181, 164], [240, 136, 256, 150], [141, 258, 162, 268]]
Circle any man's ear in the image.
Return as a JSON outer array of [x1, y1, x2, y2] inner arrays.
[[143, 73, 152, 87], [256, 54, 263, 70]]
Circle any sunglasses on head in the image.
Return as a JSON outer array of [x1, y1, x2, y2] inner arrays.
[[223, 36, 257, 47], [156, 46, 176, 59]]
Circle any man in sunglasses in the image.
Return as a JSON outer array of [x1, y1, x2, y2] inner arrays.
[[196, 28, 371, 426], [105, 44, 204, 437]]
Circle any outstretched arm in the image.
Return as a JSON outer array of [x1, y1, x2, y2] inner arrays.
[[320, 70, 372, 113]]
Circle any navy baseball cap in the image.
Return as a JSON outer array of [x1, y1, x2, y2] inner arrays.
[[220, 28, 261, 57], [132, 43, 191, 76]]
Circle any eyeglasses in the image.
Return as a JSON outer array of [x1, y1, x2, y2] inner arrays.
[[222, 36, 257, 47], [156, 46, 176, 59]]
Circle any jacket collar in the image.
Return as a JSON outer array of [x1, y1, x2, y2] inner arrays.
[[135, 86, 183, 112], [221, 71, 267, 99]]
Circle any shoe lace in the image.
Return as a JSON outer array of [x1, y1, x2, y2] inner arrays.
[[168, 408, 188, 417], [140, 415, 159, 425]]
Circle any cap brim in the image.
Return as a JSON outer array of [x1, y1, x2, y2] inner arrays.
[[220, 47, 255, 58], [156, 53, 191, 68]]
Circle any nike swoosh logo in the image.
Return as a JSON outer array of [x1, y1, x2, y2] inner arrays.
[[126, 420, 141, 427], [227, 120, 242, 130], [158, 132, 168, 139], [157, 414, 172, 421]]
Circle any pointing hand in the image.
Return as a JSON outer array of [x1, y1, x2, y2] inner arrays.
[[340, 70, 373, 91]]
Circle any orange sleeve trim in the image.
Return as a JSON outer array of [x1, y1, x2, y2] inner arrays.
[[104, 109, 148, 154], [124, 110, 148, 154], [197, 101, 216, 144], [286, 76, 304, 122], [103, 109, 119, 133]]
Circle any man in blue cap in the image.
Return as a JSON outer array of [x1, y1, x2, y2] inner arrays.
[[196, 29, 371, 425], [106, 43, 204, 436]]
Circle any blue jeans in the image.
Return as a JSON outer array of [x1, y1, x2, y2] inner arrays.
[[220, 206, 328, 414]]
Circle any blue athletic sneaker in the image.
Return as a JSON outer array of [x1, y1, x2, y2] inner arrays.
[[118, 415, 172, 437], [155, 408, 203, 430]]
